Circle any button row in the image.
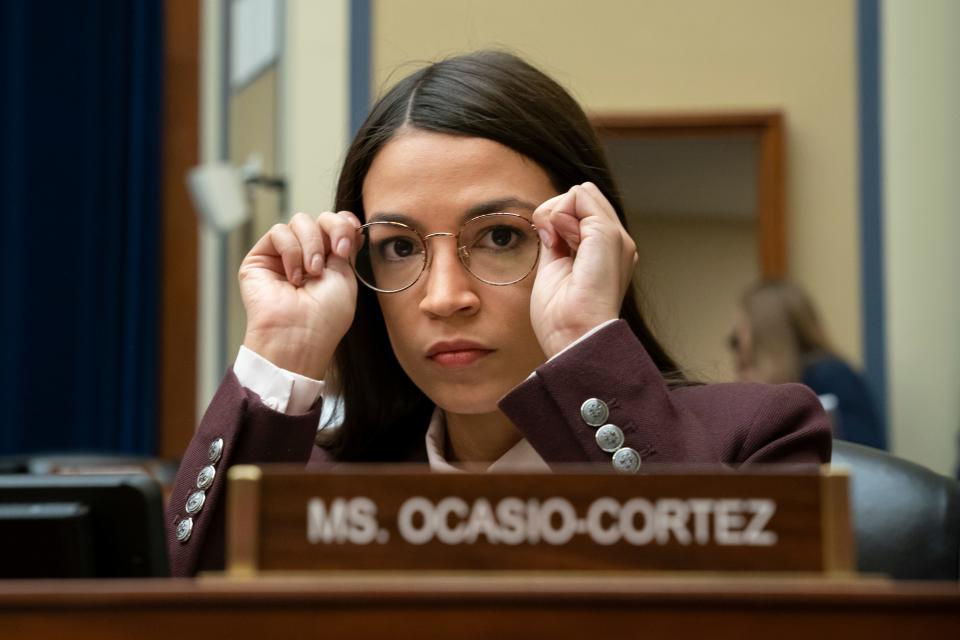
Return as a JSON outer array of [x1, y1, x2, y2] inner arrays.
[[580, 398, 641, 474], [176, 436, 224, 543]]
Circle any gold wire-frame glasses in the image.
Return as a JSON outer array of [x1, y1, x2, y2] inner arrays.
[[350, 212, 541, 293]]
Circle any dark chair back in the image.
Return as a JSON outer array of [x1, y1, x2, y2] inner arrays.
[[832, 440, 960, 580]]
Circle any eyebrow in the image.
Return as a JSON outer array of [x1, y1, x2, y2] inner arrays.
[[368, 197, 538, 228]]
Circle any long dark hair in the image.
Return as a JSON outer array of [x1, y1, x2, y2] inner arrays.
[[323, 50, 685, 461]]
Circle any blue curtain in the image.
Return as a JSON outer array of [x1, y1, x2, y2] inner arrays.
[[0, 1, 163, 454]]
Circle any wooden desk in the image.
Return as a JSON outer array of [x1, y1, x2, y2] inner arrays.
[[1, 576, 958, 639]]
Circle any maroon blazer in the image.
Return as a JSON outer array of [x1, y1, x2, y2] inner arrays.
[[166, 320, 831, 577]]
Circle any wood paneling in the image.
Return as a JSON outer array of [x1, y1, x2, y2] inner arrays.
[[159, 1, 200, 459], [1, 577, 958, 639], [592, 111, 787, 277]]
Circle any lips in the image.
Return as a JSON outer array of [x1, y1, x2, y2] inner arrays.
[[426, 340, 494, 368]]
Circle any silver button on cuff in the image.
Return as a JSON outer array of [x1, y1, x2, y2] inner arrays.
[[197, 465, 216, 490], [612, 447, 642, 474], [185, 490, 206, 515], [595, 424, 625, 452], [176, 517, 194, 542], [580, 398, 609, 427], [208, 437, 224, 464]]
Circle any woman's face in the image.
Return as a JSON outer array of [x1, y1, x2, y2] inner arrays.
[[361, 130, 557, 414]]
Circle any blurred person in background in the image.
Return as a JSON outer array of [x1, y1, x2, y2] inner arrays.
[[730, 279, 885, 450]]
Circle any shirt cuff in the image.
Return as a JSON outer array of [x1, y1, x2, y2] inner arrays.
[[546, 319, 619, 362], [233, 345, 325, 415], [526, 319, 620, 380]]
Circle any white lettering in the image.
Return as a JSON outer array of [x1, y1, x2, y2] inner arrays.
[[688, 499, 713, 545], [585, 497, 621, 545], [348, 497, 378, 544], [539, 497, 578, 545], [526, 499, 541, 544], [434, 497, 468, 544], [655, 498, 692, 545], [619, 498, 655, 545], [743, 499, 778, 546], [307, 498, 348, 544], [715, 499, 746, 545], [463, 498, 500, 544], [307, 497, 379, 544], [397, 496, 433, 545], [374, 496, 780, 548], [495, 498, 526, 545]]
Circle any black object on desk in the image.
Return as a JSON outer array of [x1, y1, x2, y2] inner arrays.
[[0, 474, 169, 578]]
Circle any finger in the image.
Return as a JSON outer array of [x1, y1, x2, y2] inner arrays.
[[550, 208, 582, 251], [268, 223, 305, 285], [532, 206, 556, 250], [546, 188, 582, 251], [336, 210, 365, 256], [533, 192, 568, 249], [577, 182, 619, 222], [533, 192, 566, 217], [335, 209, 363, 229], [573, 183, 636, 260], [289, 212, 326, 275], [565, 183, 618, 226], [535, 224, 570, 273], [318, 211, 362, 260], [545, 186, 579, 218], [532, 212, 564, 271]]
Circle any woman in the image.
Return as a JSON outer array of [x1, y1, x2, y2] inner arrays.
[[167, 51, 830, 576], [730, 279, 885, 449]]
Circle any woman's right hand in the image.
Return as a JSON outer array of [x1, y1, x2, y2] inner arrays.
[[239, 211, 363, 380]]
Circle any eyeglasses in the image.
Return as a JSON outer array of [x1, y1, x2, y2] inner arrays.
[[350, 212, 541, 293]]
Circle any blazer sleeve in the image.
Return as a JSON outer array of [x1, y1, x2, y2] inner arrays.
[[498, 320, 831, 469], [165, 369, 324, 577]]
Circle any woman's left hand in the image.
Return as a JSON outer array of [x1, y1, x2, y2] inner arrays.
[[530, 182, 638, 358]]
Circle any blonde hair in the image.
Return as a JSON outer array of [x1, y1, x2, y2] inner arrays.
[[740, 280, 833, 384]]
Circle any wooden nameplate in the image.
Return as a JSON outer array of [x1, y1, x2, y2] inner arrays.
[[226, 465, 853, 576]]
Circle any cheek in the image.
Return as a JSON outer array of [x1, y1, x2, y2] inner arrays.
[[500, 288, 542, 357], [376, 296, 414, 358]]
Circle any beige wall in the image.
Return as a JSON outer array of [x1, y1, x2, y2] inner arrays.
[[372, 0, 862, 369], [227, 67, 283, 360], [198, 0, 225, 415], [283, 0, 350, 217], [883, 0, 960, 475], [632, 217, 757, 381]]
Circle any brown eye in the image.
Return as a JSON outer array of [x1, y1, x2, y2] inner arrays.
[[473, 225, 525, 251], [378, 236, 420, 260], [490, 226, 516, 247]]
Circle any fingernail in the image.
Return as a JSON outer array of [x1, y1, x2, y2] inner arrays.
[[336, 237, 351, 257], [537, 229, 553, 249], [311, 254, 323, 272], [293, 268, 303, 285]]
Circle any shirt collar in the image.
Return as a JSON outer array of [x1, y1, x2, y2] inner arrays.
[[424, 406, 550, 472]]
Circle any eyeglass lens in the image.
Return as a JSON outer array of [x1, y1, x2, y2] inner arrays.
[[351, 214, 539, 292]]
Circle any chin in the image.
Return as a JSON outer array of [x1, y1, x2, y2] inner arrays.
[[421, 381, 506, 415]]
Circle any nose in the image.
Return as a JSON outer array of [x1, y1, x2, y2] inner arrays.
[[418, 236, 481, 318]]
